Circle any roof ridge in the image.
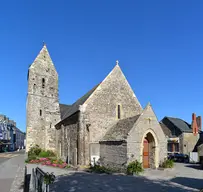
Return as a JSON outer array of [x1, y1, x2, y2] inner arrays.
[[167, 116, 190, 124], [59, 103, 71, 106], [166, 116, 192, 133], [61, 83, 100, 121], [102, 115, 140, 141]]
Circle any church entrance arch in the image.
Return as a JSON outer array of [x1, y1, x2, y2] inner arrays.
[[143, 138, 149, 168], [142, 131, 158, 168]]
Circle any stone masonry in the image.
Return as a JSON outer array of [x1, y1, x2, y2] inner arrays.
[[100, 103, 167, 169], [100, 141, 127, 170], [80, 64, 143, 164], [127, 104, 167, 168], [179, 132, 199, 154], [56, 113, 79, 164], [26, 45, 61, 152], [27, 45, 167, 169]]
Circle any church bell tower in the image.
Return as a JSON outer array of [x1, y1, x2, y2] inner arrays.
[[26, 44, 61, 152]]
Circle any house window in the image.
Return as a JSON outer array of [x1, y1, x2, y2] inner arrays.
[[118, 105, 121, 119], [167, 143, 173, 152], [175, 143, 179, 152], [40, 110, 42, 116], [42, 78, 45, 88]]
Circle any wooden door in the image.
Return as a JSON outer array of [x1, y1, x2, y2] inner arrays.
[[143, 138, 149, 168]]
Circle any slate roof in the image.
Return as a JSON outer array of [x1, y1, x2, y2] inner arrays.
[[165, 117, 192, 133], [102, 115, 140, 141], [61, 84, 100, 121], [159, 122, 172, 137], [59, 104, 71, 119]]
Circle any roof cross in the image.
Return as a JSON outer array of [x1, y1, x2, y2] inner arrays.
[[145, 117, 152, 123], [116, 60, 119, 65]]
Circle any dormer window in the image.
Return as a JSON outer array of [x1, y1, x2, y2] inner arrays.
[[42, 78, 45, 88], [118, 105, 121, 119]]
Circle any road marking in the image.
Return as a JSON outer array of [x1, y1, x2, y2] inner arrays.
[[0, 153, 19, 158]]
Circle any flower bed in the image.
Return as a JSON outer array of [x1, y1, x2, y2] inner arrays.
[[28, 157, 70, 169]]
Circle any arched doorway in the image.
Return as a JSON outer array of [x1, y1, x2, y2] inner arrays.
[[143, 138, 149, 168], [142, 132, 156, 168]]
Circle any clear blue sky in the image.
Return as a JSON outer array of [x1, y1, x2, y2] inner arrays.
[[0, 1, 203, 132]]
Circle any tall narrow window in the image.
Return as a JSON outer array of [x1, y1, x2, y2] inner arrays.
[[42, 78, 45, 88], [33, 84, 36, 93], [118, 105, 121, 119], [40, 110, 42, 116]]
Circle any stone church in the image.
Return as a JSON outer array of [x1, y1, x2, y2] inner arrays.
[[26, 45, 167, 169]]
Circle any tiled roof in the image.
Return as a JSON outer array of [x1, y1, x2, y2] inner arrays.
[[166, 117, 192, 133], [61, 84, 100, 121], [59, 104, 71, 119], [102, 115, 140, 141], [160, 122, 172, 137]]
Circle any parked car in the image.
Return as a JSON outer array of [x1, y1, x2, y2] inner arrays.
[[168, 153, 189, 163]]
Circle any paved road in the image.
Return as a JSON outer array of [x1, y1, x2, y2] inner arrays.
[[0, 150, 25, 192], [0, 151, 24, 165], [27, 163, 203, 192]]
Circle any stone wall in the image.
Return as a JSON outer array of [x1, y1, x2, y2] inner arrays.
[[26, 45, 61, 152], [81, 64, 142, 164], [100, 141, 127, 170], [198, 144, 203, 168], [56, 112, 79, 165], [127, 104, 167, 168], [198, 144, 203, 156], [179, 132, 199, 154]]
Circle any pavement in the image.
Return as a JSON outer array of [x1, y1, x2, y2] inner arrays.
[[26, 163, 203, 192], [0, 150, 25, 192]]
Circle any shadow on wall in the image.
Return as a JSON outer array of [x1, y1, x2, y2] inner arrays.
[[49, 172, 201, 192]]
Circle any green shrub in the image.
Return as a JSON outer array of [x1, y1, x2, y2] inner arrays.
[[65, 165, 71, 169], [160, 159, 174, 168], [89, 164, 122, 174], [50, 157, 57, 163], [44, 173, 56, 184], [58, 159, 64, 165], [28, 145, 42, 157], [46, 150, 56, 157], [25, 155, 37, 163], [39, 151, 49, 158], [90, 165, 111, 174], [127, 160, 144, 175], [25, 159, 29, 163]]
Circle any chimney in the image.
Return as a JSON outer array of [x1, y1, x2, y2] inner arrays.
[[196, 116, 202, 131], [192, 113, 198, 135]]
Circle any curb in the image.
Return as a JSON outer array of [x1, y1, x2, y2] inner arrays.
[[10, 166, 25, 192]]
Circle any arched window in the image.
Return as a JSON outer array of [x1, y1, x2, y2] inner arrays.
[[42, 78, 45, 88], [40, 110, 42, 116], [118, 105, 121, 119]]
